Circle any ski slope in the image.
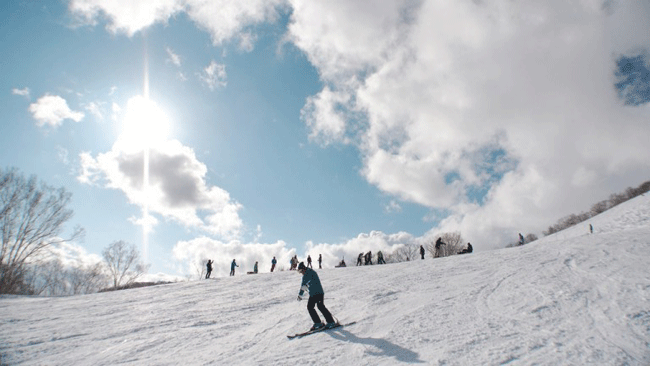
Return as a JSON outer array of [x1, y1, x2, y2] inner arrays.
[[1, 194, 649, 365]]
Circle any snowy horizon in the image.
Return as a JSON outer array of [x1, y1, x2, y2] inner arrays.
[[1, 193, 649, 365]]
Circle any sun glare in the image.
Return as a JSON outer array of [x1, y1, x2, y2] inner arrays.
[[116, 94, 171, 263], [118, 95, 170, 153]]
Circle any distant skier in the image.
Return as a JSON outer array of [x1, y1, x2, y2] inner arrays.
[[356, 253, 363, 266], [458, 243, 473, 255], [434, 237, 446, 258], [206, 259, 213, 279], [318, 254, 322, 269], [518, 233, 525, 245], [589, 224, 593, 234], [377, 251, 386, 264], [230, 259, 238, 276], [254, 261, 258, 274], [364, 251, 373, 265], [420, 245, 425, 260], [307, 255, 313, 268], [271, 256, 277, 272], [297, 262, 336, 331]]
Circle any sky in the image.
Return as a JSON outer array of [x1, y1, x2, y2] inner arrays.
[[1, 0, 649, 279], [1, 193, 649, 364]]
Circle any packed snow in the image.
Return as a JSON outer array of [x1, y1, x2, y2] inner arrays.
[[1, 194, 649, 365]]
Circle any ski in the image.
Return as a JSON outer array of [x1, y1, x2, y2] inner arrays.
[[287, 321, 356, 339]]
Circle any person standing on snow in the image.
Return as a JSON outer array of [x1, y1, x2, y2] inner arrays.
[[420, 245, 425, 260], [318, 254, 323, 269], [434, 237, 445, 258], [297, 262, 336, 331], [206, 259, 213, 279], [271, 256, 277, 272], [307, 255, 313, 268], [377, 251, 386, 264], [230, 259, 238, 276]]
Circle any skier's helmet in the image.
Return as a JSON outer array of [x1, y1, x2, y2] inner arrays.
[[298, 262, 306, 271]]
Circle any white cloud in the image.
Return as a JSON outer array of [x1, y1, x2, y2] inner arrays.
[[33, 241, 103, 268], [238, 32, 256, 52], [111, 102, 121, 122], [56, 146, 70, 165], [183, 0, 285, 47], [79, 137, 243, 239], [384, 200, 402, 214], [84, 101, 104, 120], [199, 60, 227, 90], [166, 47, 181, 67], [12, 87, 30, 98], [69, 0, 285, 48], [301, 86, 351, 145], [69, 0, 183, 36], [28, 94, 84, 127], [290, 0, 650, 249]]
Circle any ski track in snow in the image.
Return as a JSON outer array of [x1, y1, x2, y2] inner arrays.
[[1, 195, 649, 365]]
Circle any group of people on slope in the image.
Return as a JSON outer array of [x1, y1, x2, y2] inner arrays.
[[356, 251, 387, 265], [207, 239, 473, 279], [291, 254, 323, 270], [203, 258, 249, 278], [433, 237, 473, 257], [207, 254, 325, 278]]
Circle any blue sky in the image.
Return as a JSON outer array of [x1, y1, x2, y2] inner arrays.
[[2, 0, 649, 278]]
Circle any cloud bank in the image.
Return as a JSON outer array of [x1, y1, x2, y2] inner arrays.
[[290, 0, 650, 247]]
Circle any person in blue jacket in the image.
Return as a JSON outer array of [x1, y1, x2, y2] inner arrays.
[[297, 262, 336, 331]]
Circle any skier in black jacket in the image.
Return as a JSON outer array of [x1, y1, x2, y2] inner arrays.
[[206, 259, 213, 279], [434, 237, 445, 258]]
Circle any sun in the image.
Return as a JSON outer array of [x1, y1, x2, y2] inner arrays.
[[117, 95, 171, 153]]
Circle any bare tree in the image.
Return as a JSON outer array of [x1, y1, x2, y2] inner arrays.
[[0, 168, 84, 294], [68, 262, 108, 295], [102, 240, 148, 289], [19, 259, 108, 296], [193, 259, 207, 280], [386, 245, 420, 263]]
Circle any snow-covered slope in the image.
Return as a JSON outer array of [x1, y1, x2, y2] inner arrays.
[[1, 194, 649, 365]]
